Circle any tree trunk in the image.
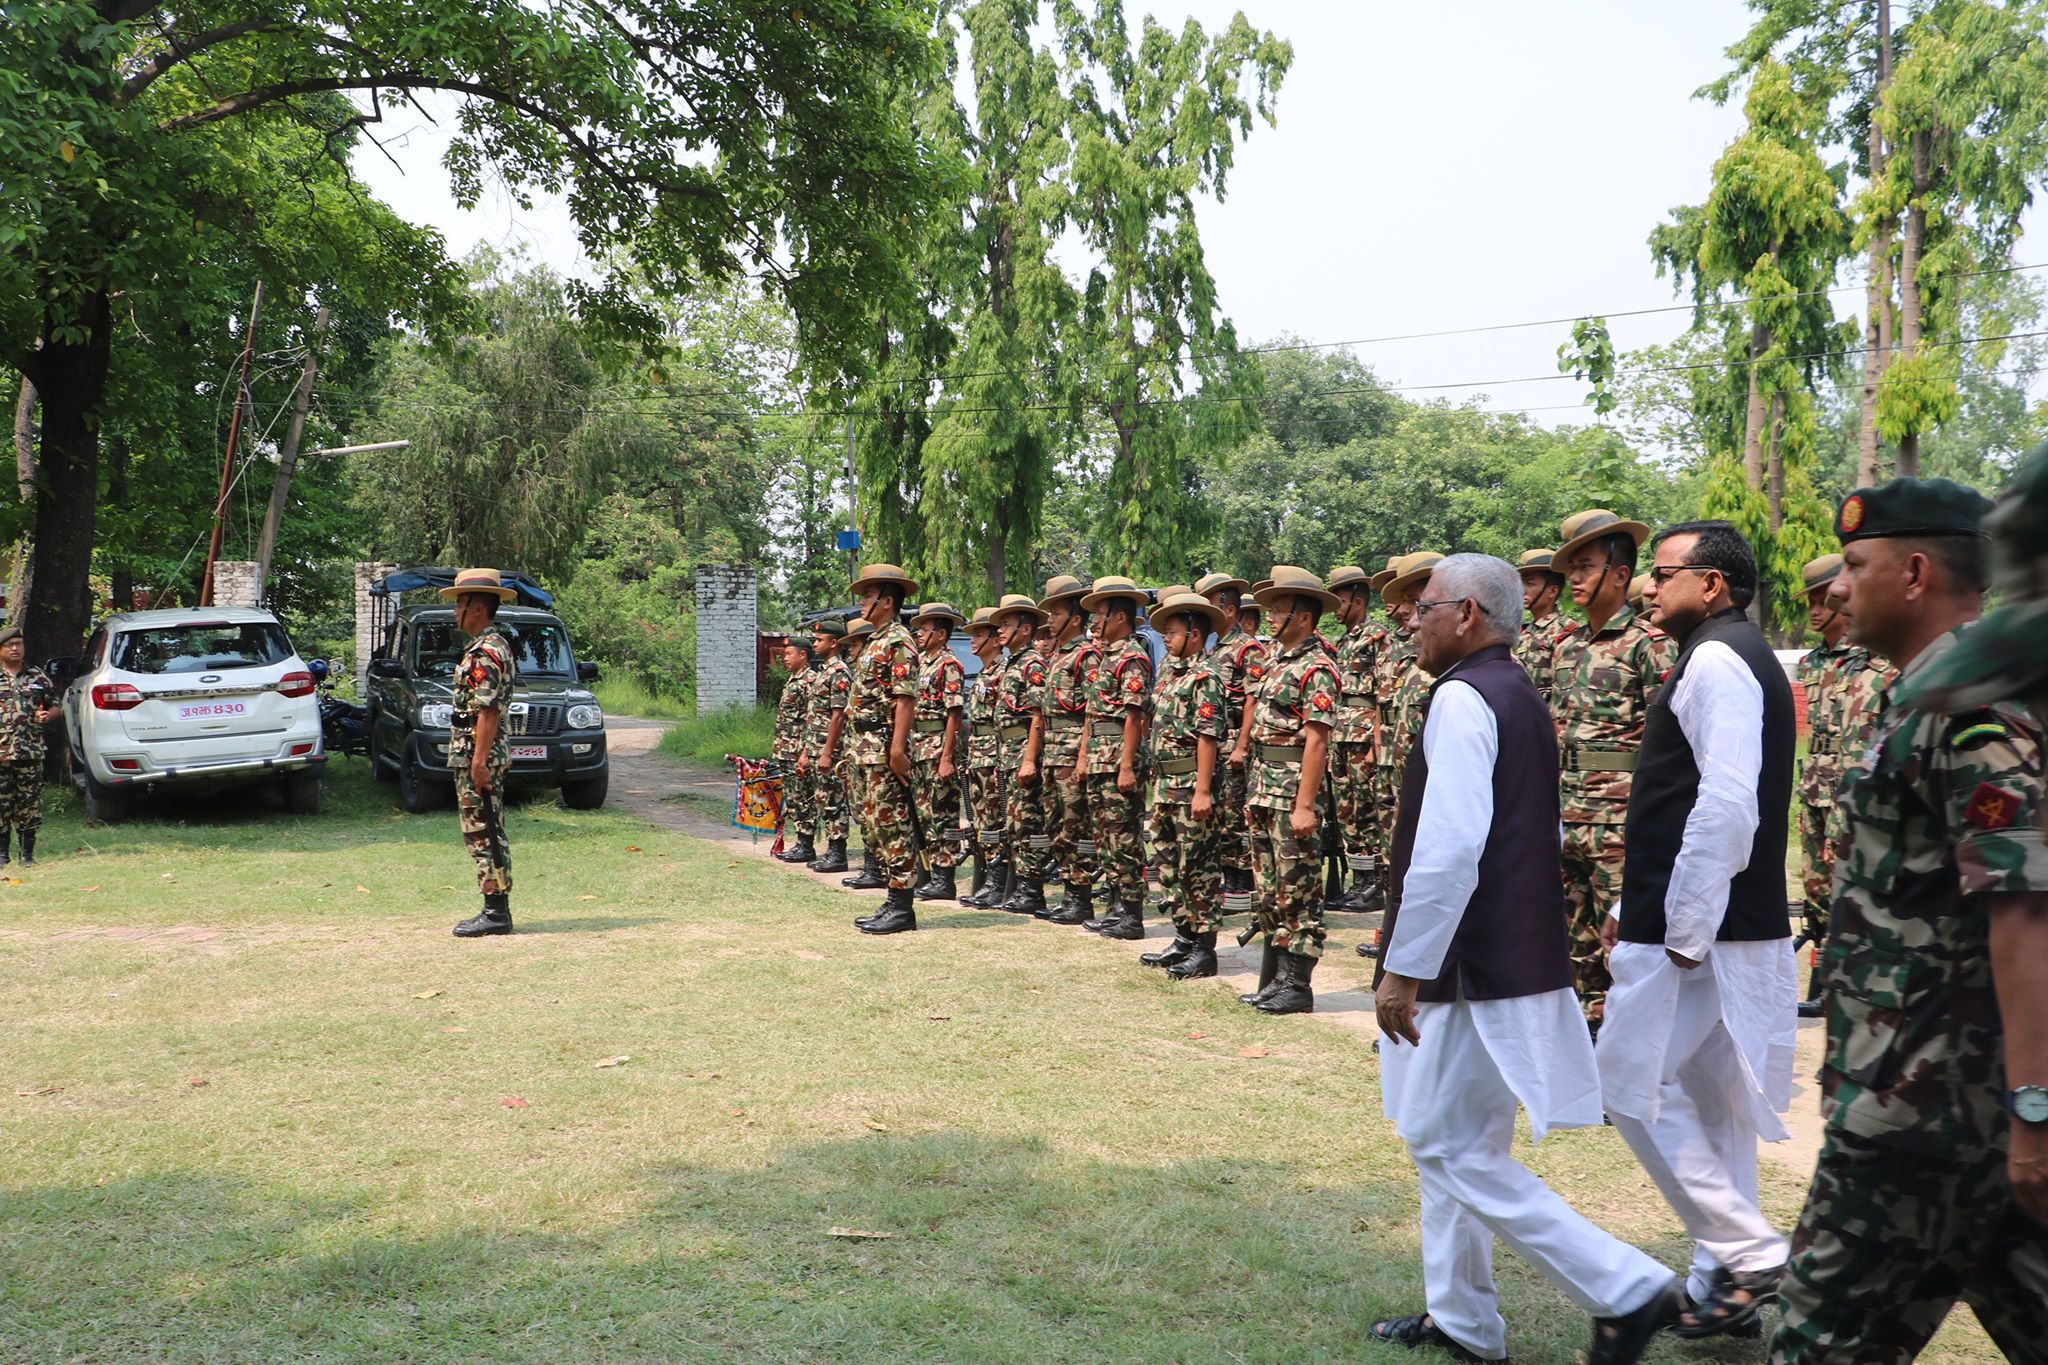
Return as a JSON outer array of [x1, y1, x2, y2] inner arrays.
[[1858, 0, 1894, 485], [1741, 322, 1770, 491], [984, 499, 1007, 601], [1765, 393, 1786, 532], [1894, 128, 1931, 478], [11, 374, 32, 497], [21, 291, 112, 662], [106, 438, 131, 611]]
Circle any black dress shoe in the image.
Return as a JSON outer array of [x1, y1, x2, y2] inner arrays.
[[1356, 938, 1381, 959], [1588, 1282, 1682, 1364]]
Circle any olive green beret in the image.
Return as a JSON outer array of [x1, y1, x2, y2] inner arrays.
[[1836, 477, 1993, 543], [812, 618, 847, 638]]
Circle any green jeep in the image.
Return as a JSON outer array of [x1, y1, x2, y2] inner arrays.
[[366, 603, 609, 813]]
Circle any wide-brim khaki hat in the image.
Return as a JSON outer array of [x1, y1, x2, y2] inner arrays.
[[992, 592, 1048, 627], [1801, 553, 1844, 596], [1628, 572, 1650, 608], [1517, 548, 1561, 577], [1382, 552, 1445, 607], [1253, 565, 1339, 616], [1038, 574, 1090, 610], [1153, 591, 1227, 634], [1551, 510, 1651, 570], [965, 607, 1000, 634], [1368, 556, 1402, 593], [1194, 571, 1251, 598], [850, 562, 920, 598], [910, 601, 966, 629], [844, 617, 877, 641], [437, 567, 518, 601], [1079, 575, 1146, 612], [1325, 565, 1371, 593]]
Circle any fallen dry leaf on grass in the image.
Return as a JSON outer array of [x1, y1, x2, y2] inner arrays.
[[441, 1026, 469, 1034], [1187, 1032, 1208, 1040], [16, 1086, 61, 1097], [185, 1077, 209, 1087], [863, 1120, 889, 1132], [727, 860, 740, 868], [1, 876, 20, 886], [411, 989, 443, 1000], [1237, 1046, 1269, 1058], [926, 1015, 950, 1022], [501, 1096, 528, 1109], [355, 885, 371, 894], [576, 894, 597, 901], [81, 885, 100, 893], [623, 845, 642, 853], [160, 873, 174, 880], [593, 1055, 632, 1068], [825, 1227, 893, 1240]]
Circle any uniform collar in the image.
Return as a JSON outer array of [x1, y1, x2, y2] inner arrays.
[[1893, 624, 1968, 689], [1594, 604, 1639, 638]]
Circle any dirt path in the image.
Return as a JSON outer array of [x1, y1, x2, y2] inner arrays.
[[604, 714, 1827, 1172]]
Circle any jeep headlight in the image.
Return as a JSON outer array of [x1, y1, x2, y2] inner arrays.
[[566, 702, 603, 730], [419, 702, 454, 729]]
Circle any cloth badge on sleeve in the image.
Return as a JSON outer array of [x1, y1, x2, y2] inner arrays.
[[1966, 782, 2023, 831]]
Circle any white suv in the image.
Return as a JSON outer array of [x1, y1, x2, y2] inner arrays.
[[57, 607, 326, 823]]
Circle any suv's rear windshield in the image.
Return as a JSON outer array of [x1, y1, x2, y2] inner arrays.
[[113, 622, 295, 675], [412, 619, 573, 678]]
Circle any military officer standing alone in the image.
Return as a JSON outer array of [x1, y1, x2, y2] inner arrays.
[[959, 607, 1009, 908], [803, 618, 852, 874], [1240, 566, 1344, 1015], [908, 602, 968, 902], [845, 565, 922, 935], [1326, 565, 1387, 912], [1771, 472, 2048, 1364], [0, 624, 56, 867], [771, 636, 817, 864], [1513, 547, 1576, 702], [443, 569, 519, 938], [1550, 510, 1673, 1029]]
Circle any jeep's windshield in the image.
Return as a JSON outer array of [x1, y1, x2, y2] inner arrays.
[[412, 619, 574, 678], [113, 622, 294, 675]]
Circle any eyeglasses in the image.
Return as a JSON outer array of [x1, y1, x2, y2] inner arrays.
[[1413, 596, 1486, 619], [1648, 565, 1718, 585]]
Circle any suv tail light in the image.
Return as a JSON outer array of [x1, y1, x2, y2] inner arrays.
[[277, 670, 315, 698], [92, 683, 146, 710]]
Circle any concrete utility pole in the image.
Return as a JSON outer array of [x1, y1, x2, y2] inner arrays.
[[843, 411, 859, 583], [254, 306, 330, 599], [199, 282, 262, 607]]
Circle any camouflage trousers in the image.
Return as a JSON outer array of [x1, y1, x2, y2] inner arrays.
[[1217, 753, 1251, 873], [1560, 822, 1621, 1021], [1005, 761, 1049, 878], [451, 754, 511, 896], [856, 761, 918, 890], [1149, 800, 1224, 933], [966, 764, 1005, 864], [912, 759, 964, 870], [1373, 760, 1402, 892], [816, 761, 849, 843], [0, 757, 42, 835], [1798, 802, 1832, 942], [1046, 758, 1095, 887], [1772, 1125, 2048, 1365], [1331, 740, 1377, 873], [779, 758, 816, 843], [1247, 802, 1326, 958], [1081, 771, 1148, 905]]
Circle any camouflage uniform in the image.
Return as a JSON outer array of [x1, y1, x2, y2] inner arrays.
[[1078, 635, 1153, 907], [807, 652, 852, 844], [1000, 644, 1050, 877], [772, 665, 814, 841], [1040, 633, 1101, 887], [965, 654, 1006, 867], [0, 664, 54, 838], [848, 619, 920, 890], [1208, 626, 1268, 875], [1331, 619, 1385, 878], [1245, 637, 1342, 957], [449, 626, 515, 896], [1149, 651, 1227, 933], [910, 645, 967, 870], [1369, 628, 1418, 896], [1797, 642, 1891, 941], [1772, 626, 2048, 1365], [1551, 604, 1672, 1021], [1513, 609, 1577, 703]]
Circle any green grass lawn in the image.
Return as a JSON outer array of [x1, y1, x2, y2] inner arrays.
[[1, 762, 1997, 1362], [655, 702, 777, 764]]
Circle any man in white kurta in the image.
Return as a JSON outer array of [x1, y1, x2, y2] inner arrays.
[[1375, 554, 1677, 1365], [1603, 523, 1796, 1338]]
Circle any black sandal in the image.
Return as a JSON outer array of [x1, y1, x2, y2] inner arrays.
[[1587, 1282, 1681, 1365], [1672, 1266, 1780, 1339], [1368, 1313, 1496, 1363]]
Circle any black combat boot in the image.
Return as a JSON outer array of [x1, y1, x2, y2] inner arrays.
[[960, 851, 990, 906], [1255, 950, 1317, 1014], [1006, 875, 1047, 916], [1082, 891, 1119, 933], [1140, 928, 1196, 969], [809, 838, 848, 874], [915, 863, 957, 902], [1167, 930, 1219, 980], [1238, 942, 1280, 1004], [1349, 867, 1385, 913], [859, 886, 918, 935], [843, 848, 886, 890], [16, 830, 32, 867], [1098, 896, 1145, 941], [1047, 884, 1094, 926], [778, 834, 816, 864], [452, 892, 513, 938]]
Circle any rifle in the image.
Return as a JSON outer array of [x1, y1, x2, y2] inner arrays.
[[1320, 759, 1344, 904]]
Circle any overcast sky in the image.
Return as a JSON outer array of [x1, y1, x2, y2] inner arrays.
[[351, 0, 2041, 426]]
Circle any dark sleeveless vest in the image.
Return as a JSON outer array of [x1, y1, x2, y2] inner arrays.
[[1378, 644, 1576, 1003], [1619, 607, 1794, 945]]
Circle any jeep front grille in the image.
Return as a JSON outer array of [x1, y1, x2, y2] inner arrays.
[[509, 703, 563, 737]]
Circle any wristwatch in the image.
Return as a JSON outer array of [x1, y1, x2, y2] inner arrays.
[[2004, 1085, 2048, 1124]]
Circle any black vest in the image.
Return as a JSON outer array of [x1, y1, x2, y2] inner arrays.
[[1379, 644, 1576, 1003], [1619, 607, 1794, 945]]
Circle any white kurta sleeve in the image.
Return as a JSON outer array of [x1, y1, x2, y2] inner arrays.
[[1382, 679, 1498, 980], [1663, 639, 1765, 962]]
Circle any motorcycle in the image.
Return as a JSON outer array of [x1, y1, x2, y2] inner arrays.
[[307, 658, 372, 758]]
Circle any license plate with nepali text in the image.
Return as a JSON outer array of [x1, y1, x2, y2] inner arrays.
[[509, 744, 547, 760], [178, 701, 247, 720]]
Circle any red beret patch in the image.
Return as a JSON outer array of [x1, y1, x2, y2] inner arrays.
[[1840, 494, 1865, 534], [1966, 782, 2022, 831]]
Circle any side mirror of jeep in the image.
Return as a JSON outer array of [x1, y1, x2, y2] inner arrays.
[[367, 657, 405, 679], [577, 660, 601, 682]]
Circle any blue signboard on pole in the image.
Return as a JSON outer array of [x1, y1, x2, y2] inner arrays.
[[835, 529, 862, 552]]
